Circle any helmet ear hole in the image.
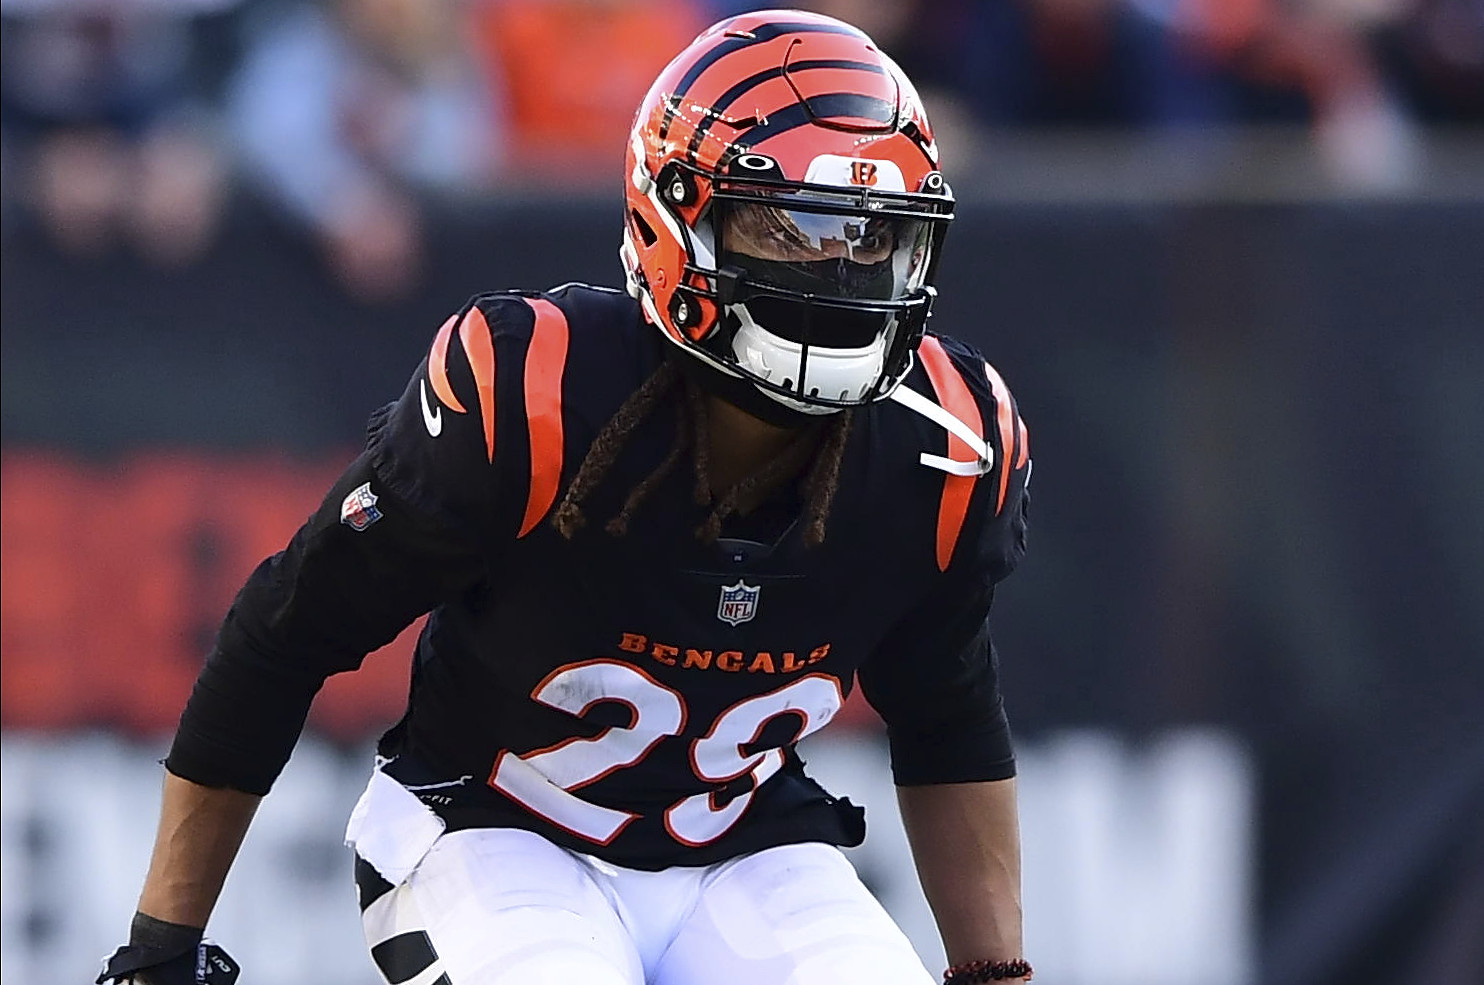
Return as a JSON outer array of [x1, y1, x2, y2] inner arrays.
[[629, 210, 658, 247]]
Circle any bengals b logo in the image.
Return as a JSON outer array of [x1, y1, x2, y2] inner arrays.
[[849, 161, 879, 186]]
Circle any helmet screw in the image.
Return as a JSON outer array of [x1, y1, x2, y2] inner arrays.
[[669, 178, 687, 203], [669, 291, 698, 329]]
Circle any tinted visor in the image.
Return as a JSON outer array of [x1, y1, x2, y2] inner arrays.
[[721, 201, 931, 303], [717, 200, 932, 349]]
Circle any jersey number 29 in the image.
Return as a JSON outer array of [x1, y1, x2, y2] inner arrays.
[[488, 659, 844, 846]]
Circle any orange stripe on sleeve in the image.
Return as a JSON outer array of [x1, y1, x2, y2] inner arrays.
[[918, 337, 984, 572], [518, 299, 570, 538], [458, 307, 498, 463], [981, 362, 1018, 516], [428, 314, 467, 414], [1016, 415, 1029, 469]]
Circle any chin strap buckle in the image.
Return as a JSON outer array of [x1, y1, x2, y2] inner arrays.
[[714, 265, 747, 306], [889, 384, 995, 476]]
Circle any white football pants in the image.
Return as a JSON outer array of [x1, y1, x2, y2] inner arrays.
[[358, 826, 936, 985]]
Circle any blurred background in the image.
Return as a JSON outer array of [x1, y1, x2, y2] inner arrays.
[[2, 0, 1482, 983]]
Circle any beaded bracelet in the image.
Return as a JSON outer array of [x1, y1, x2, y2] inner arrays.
[[942, 957, 1034, 984]]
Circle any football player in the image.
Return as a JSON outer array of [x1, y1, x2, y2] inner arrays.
[[101, 10, 1034, 985]]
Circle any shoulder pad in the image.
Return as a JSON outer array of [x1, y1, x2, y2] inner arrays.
[[893, 334, 1030, 570], [418, 293, 572, 537]]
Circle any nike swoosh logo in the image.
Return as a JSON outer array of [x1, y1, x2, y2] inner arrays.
[[420, 379, 443, 437]]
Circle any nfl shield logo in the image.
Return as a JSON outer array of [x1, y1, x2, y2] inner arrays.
[[717, 580, 761, 626], [340, 482, 383, 531]]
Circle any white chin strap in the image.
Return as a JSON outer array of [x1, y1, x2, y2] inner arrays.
[[728, 302, 886, 415], [725, 308, 996, 478], [888, 384, 996, 476]]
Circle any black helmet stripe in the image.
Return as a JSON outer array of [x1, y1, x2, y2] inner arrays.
[[659, 21, 868, 140], [684, 59, 886, 160], [736, 93, 897, 149]]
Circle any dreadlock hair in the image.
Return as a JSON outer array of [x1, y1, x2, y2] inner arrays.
[[692, 414, 823, 546], [606, 392, 690, 537], [799, 409, 853, 548], [551, 361, 681, 538], [552, 362, 854, 548], [684, 380, 713, 506]]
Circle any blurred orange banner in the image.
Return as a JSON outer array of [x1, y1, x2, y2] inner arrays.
[[2, 451, 880, 737], [1, 451, 417, 737]]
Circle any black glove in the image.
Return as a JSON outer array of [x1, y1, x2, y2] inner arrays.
[[97, 913, 239, 985]]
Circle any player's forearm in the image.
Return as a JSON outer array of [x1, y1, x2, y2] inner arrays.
[[135, 770, 262, 928], [898, 776, 1025, 970]]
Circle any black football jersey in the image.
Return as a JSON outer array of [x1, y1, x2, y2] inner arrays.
[[168, 283, 1031, 870]]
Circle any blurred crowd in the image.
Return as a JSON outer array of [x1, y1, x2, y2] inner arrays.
[[2, 0, 1480, 301]]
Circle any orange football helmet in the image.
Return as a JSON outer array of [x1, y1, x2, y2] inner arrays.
[[620, 9, 954, 415]]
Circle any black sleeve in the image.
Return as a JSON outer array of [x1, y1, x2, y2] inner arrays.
[[857, 340, 1032, 786], [166, 298, 527, 793], [855, 527, 1024, 786]]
